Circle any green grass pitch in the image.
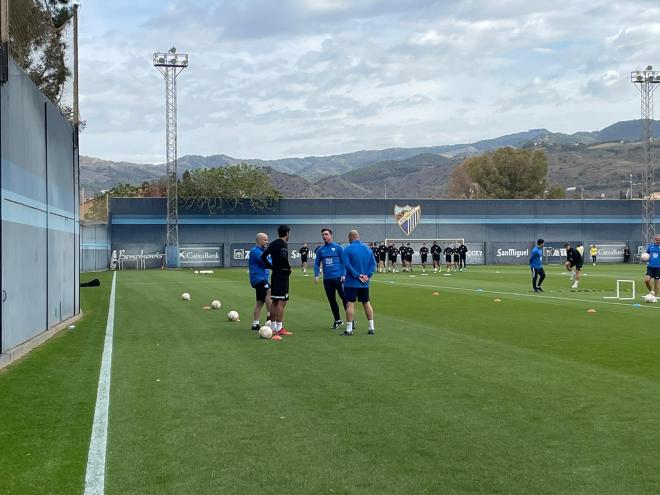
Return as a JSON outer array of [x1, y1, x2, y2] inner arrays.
[[1, 264, 660, 494]]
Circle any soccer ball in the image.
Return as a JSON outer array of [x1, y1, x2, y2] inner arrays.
[[181, 292, 191, 301], [227, 310, 240, 321], [641, 253, 651, 262], [211, 299, 221, 309], [259, 325, 273, 339], [644, 293, 657, 304]]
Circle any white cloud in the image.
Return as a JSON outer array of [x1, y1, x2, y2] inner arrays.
[[77, 0, 660, 162]]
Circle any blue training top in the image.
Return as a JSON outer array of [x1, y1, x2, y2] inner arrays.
[[529, 246, 543, 269], [341, 240, 376, 288], [314, 242, 346, 279], [647, 243, 660, 268], [248, 245, 269, 287]]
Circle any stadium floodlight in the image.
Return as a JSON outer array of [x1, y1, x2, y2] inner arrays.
[[631, 65, 660, 245], [153, 49, 189, 267]]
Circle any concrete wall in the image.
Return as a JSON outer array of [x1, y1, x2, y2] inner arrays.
[[81, 222, 110, 272], [110, 198, 656, 267], [1, 58, 80, 355]]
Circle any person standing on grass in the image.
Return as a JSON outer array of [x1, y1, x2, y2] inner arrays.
[[643, 234, 660, 298], [314, 228, 349, 330], [590, 245, 598, 265], [431, 241, 441, 273], [299, 242, 310, 274], [530, 238, 545, 292], [261, 225, 293, 339], [458, 241, 468, 271], [340, 230, 376, 336], [248, 233, 272, 331], [419, 243, 429, 273]]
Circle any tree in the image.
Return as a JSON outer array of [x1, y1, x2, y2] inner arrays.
[[9, 0, 73, 112], [545, 185, 566, 199], [447, 159, 479, 199], [178, 163, 282, 212], [465, 147, 548, 199]]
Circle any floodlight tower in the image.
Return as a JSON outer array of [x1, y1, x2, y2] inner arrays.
[[154, 47, 188, 267], [631, 65, 660, 246]]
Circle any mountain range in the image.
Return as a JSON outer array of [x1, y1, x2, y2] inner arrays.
[[81, 120, 660, 199]]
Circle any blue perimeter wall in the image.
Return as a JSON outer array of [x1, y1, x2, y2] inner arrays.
[[110, 198, 656, 267], [1, 58, 80, 356]]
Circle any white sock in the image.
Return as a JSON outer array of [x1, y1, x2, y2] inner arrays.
[[275, 321, 282, 332], [368, 320, 374, 330], [252, 320, 259, 327], [346, 322, 353, 333]]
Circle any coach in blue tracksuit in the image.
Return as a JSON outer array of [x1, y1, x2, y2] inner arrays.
[[340, 230, 377, 336], [529, 238, 545, 292], [314, 228, 348, 329], [644, 234, 660, 297], [248, 233, 271, 330]]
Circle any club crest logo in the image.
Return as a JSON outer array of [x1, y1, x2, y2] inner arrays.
[[394, 204, 421, 236]]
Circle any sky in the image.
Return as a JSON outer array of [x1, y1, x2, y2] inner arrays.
[[77, 0, 660, 163]]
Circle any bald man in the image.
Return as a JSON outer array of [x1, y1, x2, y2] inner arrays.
[[340, 230, 377, 336], [248, 232, 273, 335]]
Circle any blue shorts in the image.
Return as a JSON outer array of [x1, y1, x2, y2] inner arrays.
[[646, 266, 660, 280], [344, 286, 370, 303]]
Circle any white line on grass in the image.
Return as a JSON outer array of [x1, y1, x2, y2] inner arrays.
[[84, 271, 117, 495], [373, 278, 660, 310]]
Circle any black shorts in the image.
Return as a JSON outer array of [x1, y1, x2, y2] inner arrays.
[[421, 255, 428, 263], [271, 274, 290, 300], [647, 266, 660, 280], [406, 256, 413, 263], [379, 254, 386, 262], [301, 255, 308, 263], [445, 255, 452, 263], [432, 255, 440, 262], [253, 280, 270, 302], [391, 255, 398, 262], [344, 286, 370, 303], [453, 255, 460, 262]]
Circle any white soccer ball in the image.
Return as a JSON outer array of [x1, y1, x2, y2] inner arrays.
[[644, 293, 657, 304], [181, 292, 191, 301], [194, 270, 199, 274], [641, 253, 651, 262], [211, 299, 221, 309], [227, 310, 240, 321], [259, 325, 273, 339]]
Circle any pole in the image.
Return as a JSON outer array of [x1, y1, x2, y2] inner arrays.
[[0, 0, 8, 43], [73, 4, 79, 126]]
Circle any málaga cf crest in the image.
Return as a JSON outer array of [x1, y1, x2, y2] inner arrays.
[[394, 204, 421, 236]]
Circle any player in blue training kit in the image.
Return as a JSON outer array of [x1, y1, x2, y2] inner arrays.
[[340, 230, 377, 336], [529, 238, 545, 292], [644, 234, 660, 297], [314, 228, 348, 329], [248, 232, 271, 331]]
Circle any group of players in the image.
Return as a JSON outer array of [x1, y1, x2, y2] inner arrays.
[[368, 241, 469, 273], [529, 235, 660, 297], [248, 225, 377, 339]]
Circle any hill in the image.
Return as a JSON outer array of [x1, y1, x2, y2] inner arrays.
[[80, 119, 660, 199]]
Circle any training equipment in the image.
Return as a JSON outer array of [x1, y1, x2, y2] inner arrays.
[[641, 253, 651, 262], [227, 310, 240, 321], [181, 292, 191, 301], [259, 326, 273, 339], [211, 300, 221, 309], [644, 293, 657, 303], [603, 280, 635, 300], [587, 309, 597, 313]]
